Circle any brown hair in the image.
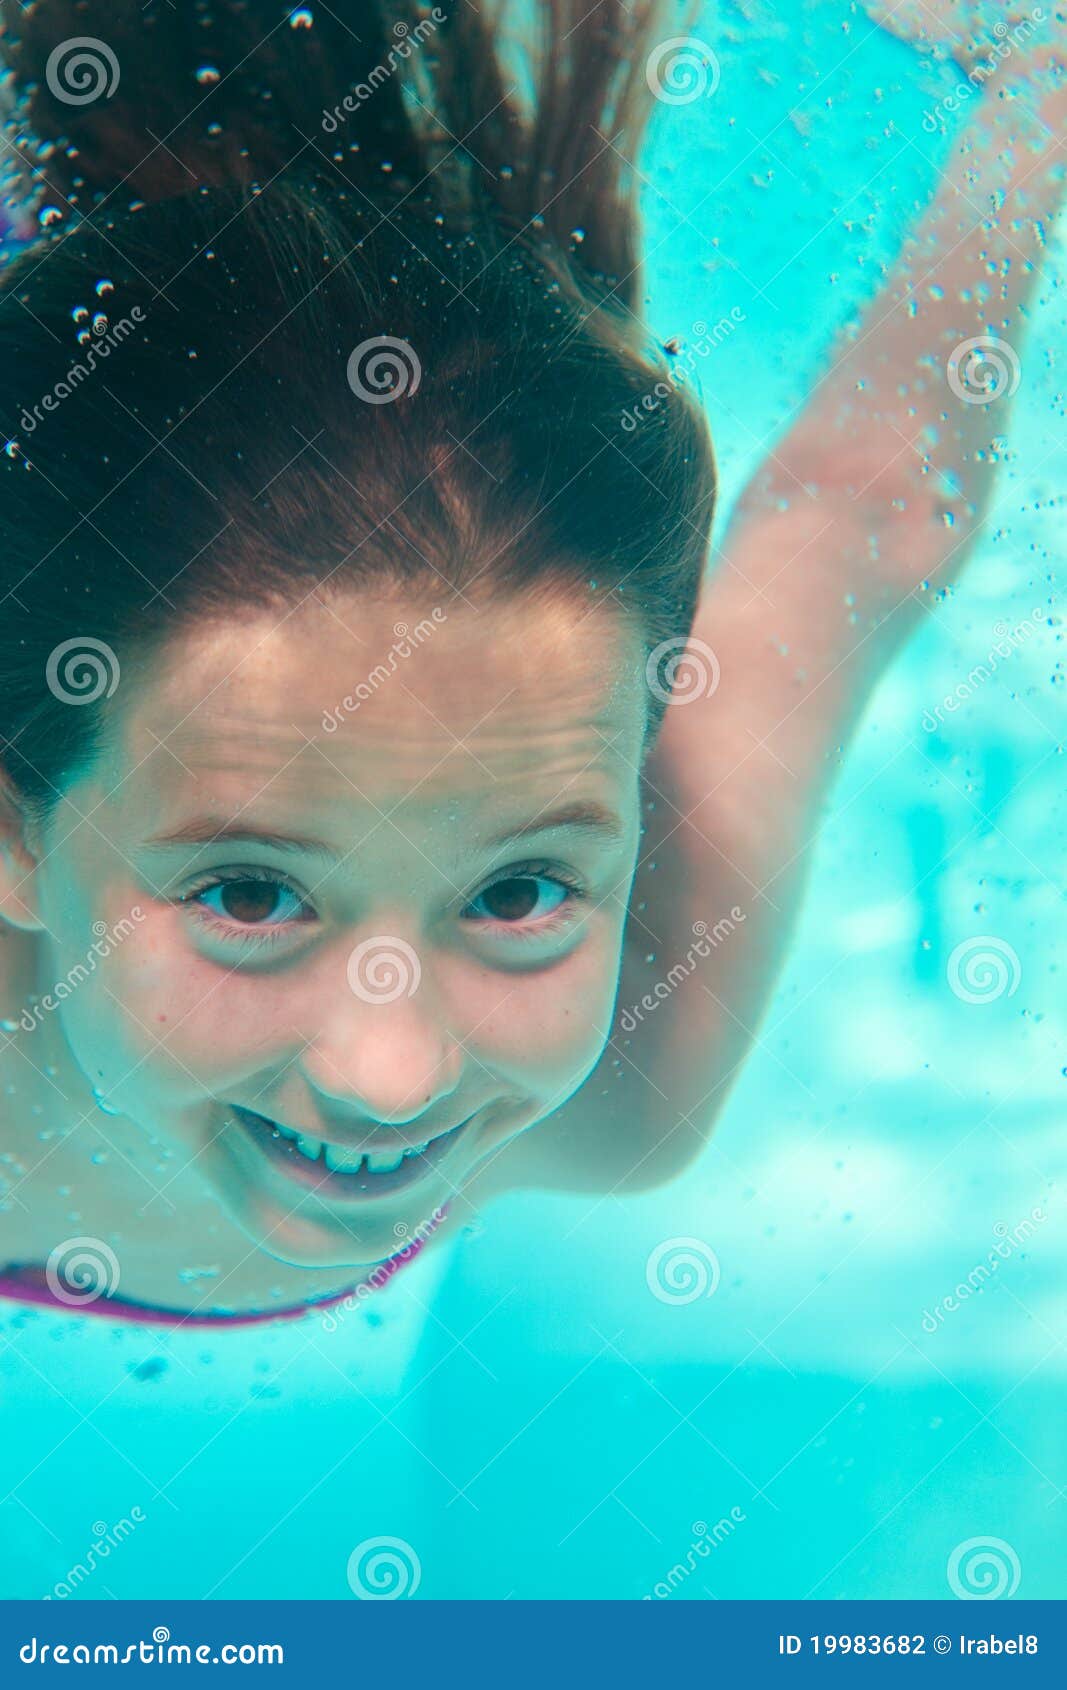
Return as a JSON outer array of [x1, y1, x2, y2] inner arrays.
[[0, 0, 715, 822]]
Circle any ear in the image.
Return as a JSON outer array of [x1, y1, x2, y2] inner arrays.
[[0, 774, 46, 933]]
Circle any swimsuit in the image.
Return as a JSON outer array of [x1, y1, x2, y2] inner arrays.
[[0, 1204, 450, 1328]]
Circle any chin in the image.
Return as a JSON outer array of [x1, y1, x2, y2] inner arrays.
[[185, 1102, 456, 1273], [225, 1185, 438, 1272], [204, 1128, 462, 1271]]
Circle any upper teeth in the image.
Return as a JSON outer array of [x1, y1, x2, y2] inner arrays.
[[275, 1123, 432, 1175]]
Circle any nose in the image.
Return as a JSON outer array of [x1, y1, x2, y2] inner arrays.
[[296, 950, 464, 1126]]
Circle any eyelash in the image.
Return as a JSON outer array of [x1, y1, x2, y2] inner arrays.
[[177, 867, 311, 951], [464, 863, 587, 942], [175, 862, 587, 949]]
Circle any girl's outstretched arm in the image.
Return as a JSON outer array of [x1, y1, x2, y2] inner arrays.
[[465, 19, 1066, 1203], [693, 22, 1065, 818]]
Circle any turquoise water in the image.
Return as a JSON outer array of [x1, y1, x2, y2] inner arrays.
[[2, 2, 1063, 1601]]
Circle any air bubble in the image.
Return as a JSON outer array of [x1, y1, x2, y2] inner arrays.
[[196, 66, 221, 86], [290, 6, 314, 25]]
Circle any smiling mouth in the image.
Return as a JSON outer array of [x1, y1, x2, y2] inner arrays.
[[228, 1104, 470, 1202]]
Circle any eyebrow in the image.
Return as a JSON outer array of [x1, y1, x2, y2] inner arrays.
[[488, 800, 626, 848], [142, 799, 626, 858]]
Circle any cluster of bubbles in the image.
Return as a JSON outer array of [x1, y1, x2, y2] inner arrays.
[[946, 335, 1021, 406]]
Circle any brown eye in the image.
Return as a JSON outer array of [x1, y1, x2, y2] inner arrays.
[[186, 875, 308, 929], [466, 873, 572, 925], [218, 879, 282, 923], [480, 877, 541, 921]]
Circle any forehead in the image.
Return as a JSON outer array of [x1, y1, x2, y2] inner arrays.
[[96, 589, 647, 831]]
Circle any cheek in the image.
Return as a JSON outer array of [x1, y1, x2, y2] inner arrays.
[[461, 926, 623, 1092], [55, 912, 280, 1098]]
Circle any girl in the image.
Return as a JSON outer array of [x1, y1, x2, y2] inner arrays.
[[0, 1, 1061, 1322]]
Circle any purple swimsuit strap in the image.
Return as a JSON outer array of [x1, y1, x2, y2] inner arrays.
[[0, 1205, 450, 1328]]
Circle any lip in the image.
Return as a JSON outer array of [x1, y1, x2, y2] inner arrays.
[[229, 1104, 472, 1203], [231, 1110, 463, 1156]]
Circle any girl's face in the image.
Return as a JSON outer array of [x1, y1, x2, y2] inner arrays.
[[19, 589, 648, 1270]]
